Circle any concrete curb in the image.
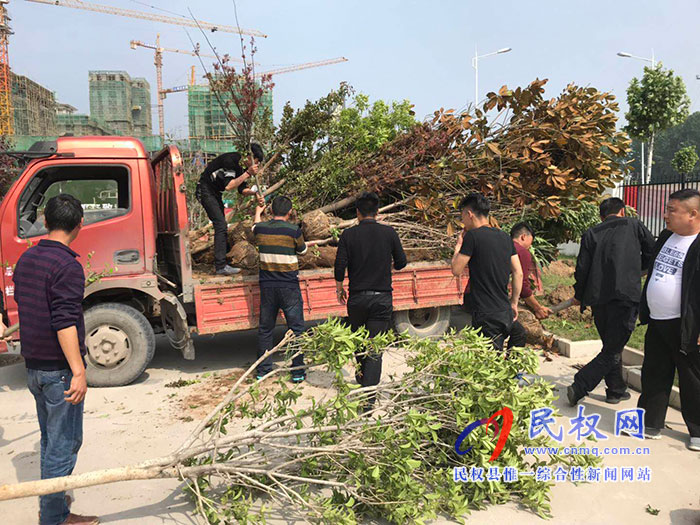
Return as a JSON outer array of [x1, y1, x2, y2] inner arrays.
[[547, 332, 682, 410]]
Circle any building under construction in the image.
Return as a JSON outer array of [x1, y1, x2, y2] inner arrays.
[[187, 83, 273, 153], [88, 70, 152, 136], [11, 71, 57, 136], [56, 102, 116, 137]]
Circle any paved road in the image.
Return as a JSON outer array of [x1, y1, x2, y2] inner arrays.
[[1, 310, 698, 524]]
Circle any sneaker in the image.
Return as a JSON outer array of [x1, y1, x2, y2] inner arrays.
[[644, 427, 662, 440], [688, 437, 700, 451], [216, 265, 241, 276], [566, 385, 581, 407], [605, 391, 632, 405], [291, 373, 306, 384], [62, 514, 100, 524]]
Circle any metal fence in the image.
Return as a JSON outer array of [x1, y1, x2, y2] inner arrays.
[[622, 179, 700, 236]]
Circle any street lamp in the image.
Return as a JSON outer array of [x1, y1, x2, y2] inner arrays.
[[617, 50, 656, 181], [472, 46, 512, 106]]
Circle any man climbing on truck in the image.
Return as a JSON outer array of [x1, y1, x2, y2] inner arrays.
[[196, 145, 264, 276]]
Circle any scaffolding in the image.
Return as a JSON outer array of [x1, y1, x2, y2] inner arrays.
[[11, 72, 57, 136], [89, 70, 133, 135], [187, 82, 272, 151], [57, 113, 116, 136], [130, 77, 152, 136]]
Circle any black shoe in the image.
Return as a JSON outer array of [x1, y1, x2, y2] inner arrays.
[[566, 385, 578, 407], [291, 373, 306, 383], [605, 391, 632, 405]]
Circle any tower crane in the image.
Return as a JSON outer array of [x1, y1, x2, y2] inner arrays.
[[23, 0, 266, 138], [25, 0, 266, 37], [0, 0, 12, 135], [164, 57, 349, 93], [130, 36, 249, 139], [253, 57, 348, 79]]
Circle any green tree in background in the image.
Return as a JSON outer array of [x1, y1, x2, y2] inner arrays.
[[671, 144, 699, 180], [625, 64, 690, 183], [279, 89, 417, 210]]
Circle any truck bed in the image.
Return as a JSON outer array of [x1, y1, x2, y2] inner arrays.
[[192, 261, 465, 335]]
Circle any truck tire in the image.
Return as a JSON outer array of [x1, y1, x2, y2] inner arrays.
[[393, 306, 451, 338], [84, 303, 156, 387]]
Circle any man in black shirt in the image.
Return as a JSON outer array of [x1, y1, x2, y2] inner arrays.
[[567, 197, 655, 406], [451, 193, 523, 351], [334, 192, 407, 397], [196, 144, 263, 275]]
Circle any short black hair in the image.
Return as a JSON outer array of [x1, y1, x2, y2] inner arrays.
[[669, 188, 700, 207], [459, 193, 490, 218], [250, 143, 264, 162], [599, 197, 625, 218], [356, 191, 380, 217], [510, 222, 535, 240], [271, 195, 293, 216], [45, 194, 83, 233]]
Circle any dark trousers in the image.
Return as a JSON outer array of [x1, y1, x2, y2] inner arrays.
[[573, 300, 637, 398], [257, 286, 306, 376], [472, 309, 517, 351], [638, 318, 700, 437], [27, 369, 83, 525], [347, 292, 393, 388], [197, 182, 229, 271]]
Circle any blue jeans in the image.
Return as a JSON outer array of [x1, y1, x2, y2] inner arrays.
[[257, 286, 306, 376], [27, 369, 84, 525]]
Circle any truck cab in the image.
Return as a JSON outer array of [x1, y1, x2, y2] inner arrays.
[[0, 137, 194, 386]]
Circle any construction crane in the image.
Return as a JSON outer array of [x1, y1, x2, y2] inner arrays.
[[25, 0, 267, 139], [164, 57, 349, 93], [25, 0, 266, 37], [0, 0, 12, 135], [130, 36, 248, 139], [254, 57, 348, 79]]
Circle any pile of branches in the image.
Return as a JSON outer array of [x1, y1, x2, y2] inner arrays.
[[188, 79, 629, 271], [355, 79, 630, 239], [0, 320, 599, 524]]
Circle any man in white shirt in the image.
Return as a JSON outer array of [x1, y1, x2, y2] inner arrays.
[[637, 189, 700, 451]]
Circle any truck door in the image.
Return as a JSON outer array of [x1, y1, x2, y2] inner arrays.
[[150, 146, 193, 302], [0, 160, 146, 326]]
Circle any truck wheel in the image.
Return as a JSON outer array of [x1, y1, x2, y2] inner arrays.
[[393, 306, 451, 338], [84, 303, 156, 387]]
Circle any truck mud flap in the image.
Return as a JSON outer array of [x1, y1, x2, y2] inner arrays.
[[160, 292, 195, 360]]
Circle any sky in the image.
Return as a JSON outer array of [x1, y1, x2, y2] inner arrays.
[[8, 0, 700, 139]]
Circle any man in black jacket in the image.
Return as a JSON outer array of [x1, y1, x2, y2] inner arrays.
[[196, 145, 263, 275], [567, 197, 655, 406], [637, 189, 700, 450], [334, 192, 407, 402]]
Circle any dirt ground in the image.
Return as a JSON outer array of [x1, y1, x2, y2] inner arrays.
[[1, 311, 699, 524]]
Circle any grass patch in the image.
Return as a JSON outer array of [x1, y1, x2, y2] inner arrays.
[[540, 272, 574, 291], [542, 317, 597, 341]]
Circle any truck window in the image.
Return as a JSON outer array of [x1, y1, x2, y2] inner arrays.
[[17, 165, 131, 239]]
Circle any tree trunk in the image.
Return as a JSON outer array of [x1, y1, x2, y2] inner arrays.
[[318, 195, 358, 214], [645, 133, 655, 184]]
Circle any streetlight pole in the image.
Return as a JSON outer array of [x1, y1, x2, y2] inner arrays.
[[472, 46, 512, 107], [618, 50, 656, 182]]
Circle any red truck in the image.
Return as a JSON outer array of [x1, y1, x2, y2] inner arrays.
[[0, 137, 465, 386]]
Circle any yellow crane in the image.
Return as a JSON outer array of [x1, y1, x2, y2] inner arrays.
[[25, 0, 266, 139], [0, 0, 12, 135], [130, 35, 250, 139], [25, 0, 266, 37]]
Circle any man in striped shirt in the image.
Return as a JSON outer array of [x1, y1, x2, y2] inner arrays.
[[253, 195, 308, 381]]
